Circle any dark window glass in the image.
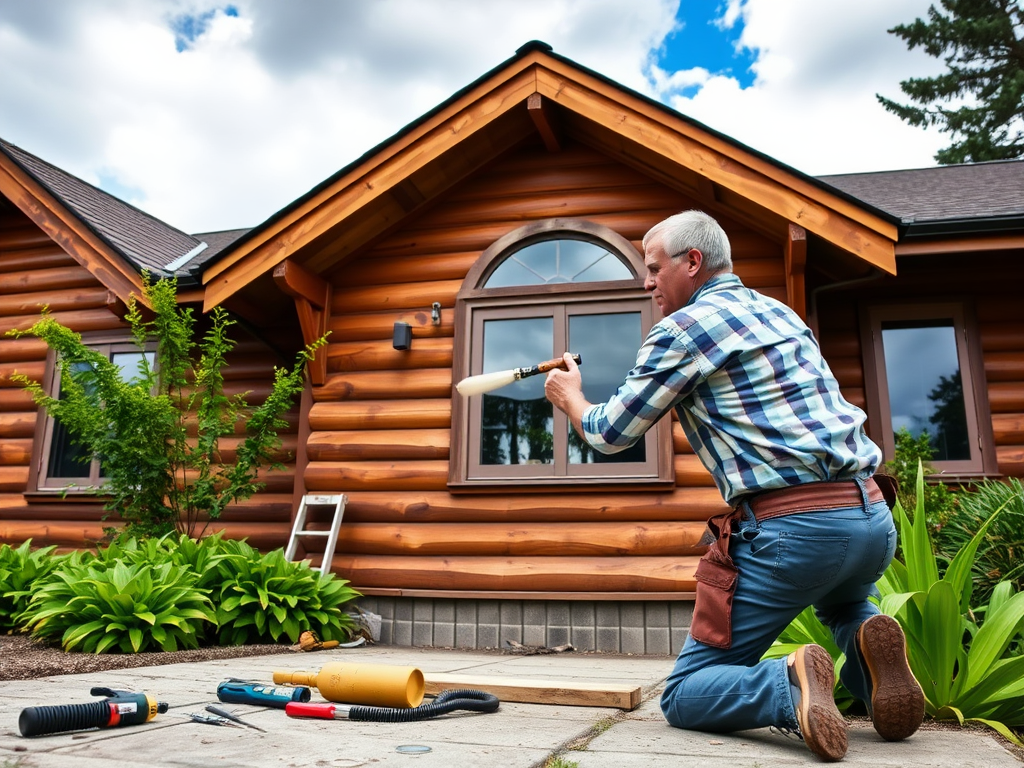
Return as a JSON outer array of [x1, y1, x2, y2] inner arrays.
[[881, 320, 970, 461], [568, 312, 646, 464], [480, 317, 554, 465]]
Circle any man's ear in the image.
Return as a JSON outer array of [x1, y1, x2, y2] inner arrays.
[[686, 248, 703, 276]]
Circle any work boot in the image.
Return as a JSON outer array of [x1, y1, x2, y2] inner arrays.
[[857, 614, 925, 741], [788, 644, 848, 762]]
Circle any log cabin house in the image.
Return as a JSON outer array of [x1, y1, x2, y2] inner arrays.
[[1, 42, 1022, 654]]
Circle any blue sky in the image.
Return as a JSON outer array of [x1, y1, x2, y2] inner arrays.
[[0, 1, 944, 233]]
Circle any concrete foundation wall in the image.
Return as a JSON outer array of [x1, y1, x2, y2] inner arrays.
[[355, 597, 694, 656]]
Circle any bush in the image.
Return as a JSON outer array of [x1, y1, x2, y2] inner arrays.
[[884, 427, 959, 536], [8, 534, 360, 653], [0, 540, 63, 633]]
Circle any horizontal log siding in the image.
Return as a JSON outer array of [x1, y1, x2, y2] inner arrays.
[[0, 212, 300, 548], [309, 143, 782, 593]]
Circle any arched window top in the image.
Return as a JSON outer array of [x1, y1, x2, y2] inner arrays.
[[485, 238, 632, 288], [461, 218, 645, 296]]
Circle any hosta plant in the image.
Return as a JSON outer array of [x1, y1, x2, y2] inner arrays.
[[210, 539, 358, 646], [17, 558, 216, 653], [0, 540, 64, 632]]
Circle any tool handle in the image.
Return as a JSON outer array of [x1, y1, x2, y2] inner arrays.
[[533, 353, 581, 374], [285, 702, 339, 720]]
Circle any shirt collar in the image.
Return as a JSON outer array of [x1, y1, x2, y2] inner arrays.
[[686, 271, 740, 307]]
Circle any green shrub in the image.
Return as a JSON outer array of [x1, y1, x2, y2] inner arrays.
[[0, 540, 63, 632], [17, 558, 216, 653], [884, 427, 959, 536], [935, 477, 1024, 607], [209, 539, 358, 646]]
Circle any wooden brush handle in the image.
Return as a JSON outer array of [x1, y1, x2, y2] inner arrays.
[[526, 353, 582, 376]]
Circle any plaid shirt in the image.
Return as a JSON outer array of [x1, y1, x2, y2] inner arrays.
[[580, 273, 881, 505]]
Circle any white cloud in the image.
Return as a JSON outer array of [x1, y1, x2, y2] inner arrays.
[[0, 0, 951, 233]]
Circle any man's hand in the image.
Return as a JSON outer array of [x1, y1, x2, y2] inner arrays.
[[545, 352, 591, 438]]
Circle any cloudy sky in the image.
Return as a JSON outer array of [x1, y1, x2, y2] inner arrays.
[[0, 0, 947, 235]]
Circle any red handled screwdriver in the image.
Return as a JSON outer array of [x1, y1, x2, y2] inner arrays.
[[286, 701, 354, 720]]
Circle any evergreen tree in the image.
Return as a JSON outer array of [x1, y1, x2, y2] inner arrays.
[[877, 0, 1024, 164]]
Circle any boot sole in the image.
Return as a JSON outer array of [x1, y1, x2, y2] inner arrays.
[[859, 614, 925, 741], [793, 644, 848, 762]]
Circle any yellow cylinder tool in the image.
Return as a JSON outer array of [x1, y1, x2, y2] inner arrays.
[[273, 662, 425, 708]]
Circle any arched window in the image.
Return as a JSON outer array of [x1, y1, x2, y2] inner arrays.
[[449, 219, 674, 487]]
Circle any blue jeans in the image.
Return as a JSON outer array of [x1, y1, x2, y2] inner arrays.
[[661, 480, 897, 733]]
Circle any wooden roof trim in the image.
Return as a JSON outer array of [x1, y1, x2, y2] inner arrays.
[[534, 68, 896, 274], [895, 232, 1024, 256], [532, 57, 898, 241], [202, 69, 540, 310], [0, 155, 146, 305], [201, 56, 547, 292]]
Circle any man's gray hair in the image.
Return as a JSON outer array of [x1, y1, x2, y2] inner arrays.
[[643, 210, 733, 272]]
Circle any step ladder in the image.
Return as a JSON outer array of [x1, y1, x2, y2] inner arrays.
[[284, 494, 347, 576]]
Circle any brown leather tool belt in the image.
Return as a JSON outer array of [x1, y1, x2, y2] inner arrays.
[[747, 477, 884, 521]]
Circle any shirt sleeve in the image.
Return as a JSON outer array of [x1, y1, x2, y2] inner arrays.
[[580, 321, 704, 454]]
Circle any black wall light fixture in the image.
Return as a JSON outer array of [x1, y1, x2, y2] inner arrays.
[[393, 321, 413, 350]]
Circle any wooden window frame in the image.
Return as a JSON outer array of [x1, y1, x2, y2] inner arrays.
[[860, 301, 997, 479], [28, 333, 155, 495], [449, 218, 675, 490]]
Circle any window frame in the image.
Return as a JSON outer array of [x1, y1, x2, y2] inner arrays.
[[860, 301, 997, 478], [449, 218, 675, 489], [29, 333, 155, 494]]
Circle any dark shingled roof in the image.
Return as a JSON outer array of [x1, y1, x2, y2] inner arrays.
[[819, 159, 1024, 226], [188, 228, 251, 271], [0, 138, 204, 279]]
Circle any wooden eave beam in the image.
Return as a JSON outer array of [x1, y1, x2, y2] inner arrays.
[[527, 93, 561, 152], [273, 259, 331, 385], [785, 224, 808, 320], [532, 65, 897, 273], [895, 232, 1024, 256], [0, 157, 146, 306]]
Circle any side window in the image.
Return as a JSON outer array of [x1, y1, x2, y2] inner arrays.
[[37, 341, 154, 491], [450, 219, 674, 487], [861, 302, 995, 476]]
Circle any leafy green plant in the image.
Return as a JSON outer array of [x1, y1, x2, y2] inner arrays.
[[17, 558, 216, 653], [0, 540, 63, 632], [877, 463, 1024, 744], [884, 427, 959, 536], [935, 477, 1024, 607], [208, 539, 358, 645], [8, 274, 325, 538]]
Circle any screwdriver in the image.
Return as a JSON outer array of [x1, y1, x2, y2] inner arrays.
[[204, 704, 267, 732]]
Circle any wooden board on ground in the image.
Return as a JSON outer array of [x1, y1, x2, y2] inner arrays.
[[423, 673, 641, 710]]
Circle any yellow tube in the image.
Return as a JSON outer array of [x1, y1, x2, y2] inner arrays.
[[273, 662, 425, 708]]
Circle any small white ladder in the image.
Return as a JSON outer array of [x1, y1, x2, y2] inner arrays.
[[284, 494, 347, 576]]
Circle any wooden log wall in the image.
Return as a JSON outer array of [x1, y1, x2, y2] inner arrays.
[[814, 249, 1024, 480], [0, 208, 300, 550], [307, 141, 787, 594]]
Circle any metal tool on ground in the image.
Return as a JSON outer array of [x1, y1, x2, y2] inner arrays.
[[284, 493, 346, 574], [204, 704, 266, 732], [184, 712, 245, 728], [455, 353, 582, 396], [19, 687, 169, 737], [285, 689, 500, 723], [217, 680, 312, 709], [274, 662, 425, 708]]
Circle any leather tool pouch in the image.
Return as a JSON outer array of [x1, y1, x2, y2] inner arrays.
[[689, 510, 741, 649]]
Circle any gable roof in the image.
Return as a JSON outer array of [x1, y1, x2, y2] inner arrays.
[[821, 159, 1024, 236], [199, 41, 901, 311], [0, 138, 209, 299]]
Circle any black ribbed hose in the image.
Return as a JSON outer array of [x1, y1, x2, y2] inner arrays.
[[348, 689, 499, 722], [19, 701, 113, 737]]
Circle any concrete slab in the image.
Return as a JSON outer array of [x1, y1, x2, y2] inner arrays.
[[1, 646, 1020, 768]]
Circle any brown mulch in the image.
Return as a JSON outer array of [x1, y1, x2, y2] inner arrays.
[[0, 633, 294, 682]]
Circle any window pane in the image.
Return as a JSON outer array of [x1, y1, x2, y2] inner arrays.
[[112, 351, 153, 383], [47, 361, 94, 479], [568, 312, 646, 464], [480, 317, 554, 465], [881, 320, 971, 461], [485, 239, 632, 288]]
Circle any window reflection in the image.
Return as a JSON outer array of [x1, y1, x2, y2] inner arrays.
[[881, 320, 970, 461], [568, 313, 645, 464], [480, 317, 554, 465]]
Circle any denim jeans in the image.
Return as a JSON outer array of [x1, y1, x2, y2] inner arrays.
[[660, 479, 897, 733]]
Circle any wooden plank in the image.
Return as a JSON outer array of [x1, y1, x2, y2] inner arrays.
[[327, 337, 452, 372], [330, 309, 455, 343], [423, 673, 641, 710], [309, 399, 451, 431], [306, 428, 450, 462], [527, 93, 562, 152]]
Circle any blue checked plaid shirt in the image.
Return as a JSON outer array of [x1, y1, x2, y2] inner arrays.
[[580, 273, 881, 506]]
